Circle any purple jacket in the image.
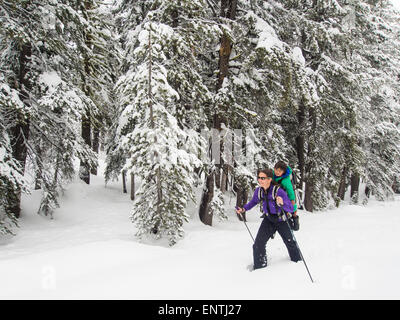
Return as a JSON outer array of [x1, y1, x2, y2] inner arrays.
[[243, 186, 294, 217]]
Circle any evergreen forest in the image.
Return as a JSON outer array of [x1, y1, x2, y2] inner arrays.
[[1, 0, 399, 245]]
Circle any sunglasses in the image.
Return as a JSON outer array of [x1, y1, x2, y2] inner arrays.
[[257, 176, 271, 180]]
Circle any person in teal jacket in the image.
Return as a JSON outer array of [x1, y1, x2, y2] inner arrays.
[[273, 161, 297, 217]]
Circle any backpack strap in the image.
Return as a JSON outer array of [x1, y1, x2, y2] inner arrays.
[[272, 185, 286, 218], [258, 187, 264, 214], [272, 185, 280, 200], [258, 186, 281, 216]]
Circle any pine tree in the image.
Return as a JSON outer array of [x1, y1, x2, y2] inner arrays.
[[0, 0, 114, 219], [349, 0, 400, 201], [221, 1, 321, 211], [0, 0, 35, 218], [65, 0, 114, 184], [114, 1, 214, 245], [198, 0, 239, 225], [225, 4, 298, 213], [0, 81, 29, 235], [256, 0, 368, 210]]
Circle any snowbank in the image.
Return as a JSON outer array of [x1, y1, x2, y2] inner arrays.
[[1, 160, 400, 300]]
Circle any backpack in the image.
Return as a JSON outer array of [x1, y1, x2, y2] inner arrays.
[[258, 185, 300, 231], [276, 167, 304, 211], [257, 185, 281, 217]]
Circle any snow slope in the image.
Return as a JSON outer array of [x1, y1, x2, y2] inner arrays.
[[1, 159, 400, 300]]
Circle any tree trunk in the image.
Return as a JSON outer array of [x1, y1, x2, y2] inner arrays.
[[122, 170, 127, 194], [199, 0, 237, 226], [130, 172, 135, 200], [220, 165, 230, 193], [171, 2, 179, 28], [296, 101, 306, 189], [199, 171, 215, 226], [234, 182, 248, 222], [34, 139, 43, 190], [304, 108, 316, 212], [79, 0, 94, 184], [350, 173, 360, 203], [337, 166, 348, 204], [147, 23, 161, 235], [304, 179, 314, 212], [7, 43, 32, 218], [365, 185, 371, 198], [217, 33, 232, 89], [79, 114, 91, 184], [91, 126, 100, 175]]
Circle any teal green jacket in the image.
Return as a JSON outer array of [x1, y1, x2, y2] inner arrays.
[[273, 166, 297, 211]]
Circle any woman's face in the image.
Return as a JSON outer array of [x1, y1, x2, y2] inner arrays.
[[257, 172, 272, 189]]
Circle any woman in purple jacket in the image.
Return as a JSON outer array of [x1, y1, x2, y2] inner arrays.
[[236, 168, 301, 270]]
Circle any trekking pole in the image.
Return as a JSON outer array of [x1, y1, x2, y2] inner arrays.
[[279, 206, 314, 283], [236, 207, 255, 243]]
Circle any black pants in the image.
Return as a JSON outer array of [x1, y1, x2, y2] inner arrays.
[[253, 215, 302, 269]]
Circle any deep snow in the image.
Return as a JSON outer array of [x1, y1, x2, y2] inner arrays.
[[1, 159, 400, 300]]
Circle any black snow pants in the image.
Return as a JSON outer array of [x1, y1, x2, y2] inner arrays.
[[253, 214, 302, 269]]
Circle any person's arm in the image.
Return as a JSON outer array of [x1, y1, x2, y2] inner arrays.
[[236, 188, 260, 214]]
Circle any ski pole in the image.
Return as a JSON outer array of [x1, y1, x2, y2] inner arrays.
[[236, 207, 255, 243], [279, 206, 314, 283]]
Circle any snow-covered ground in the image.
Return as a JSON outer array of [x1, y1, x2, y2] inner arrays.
[[1, 159, 400, 300]]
